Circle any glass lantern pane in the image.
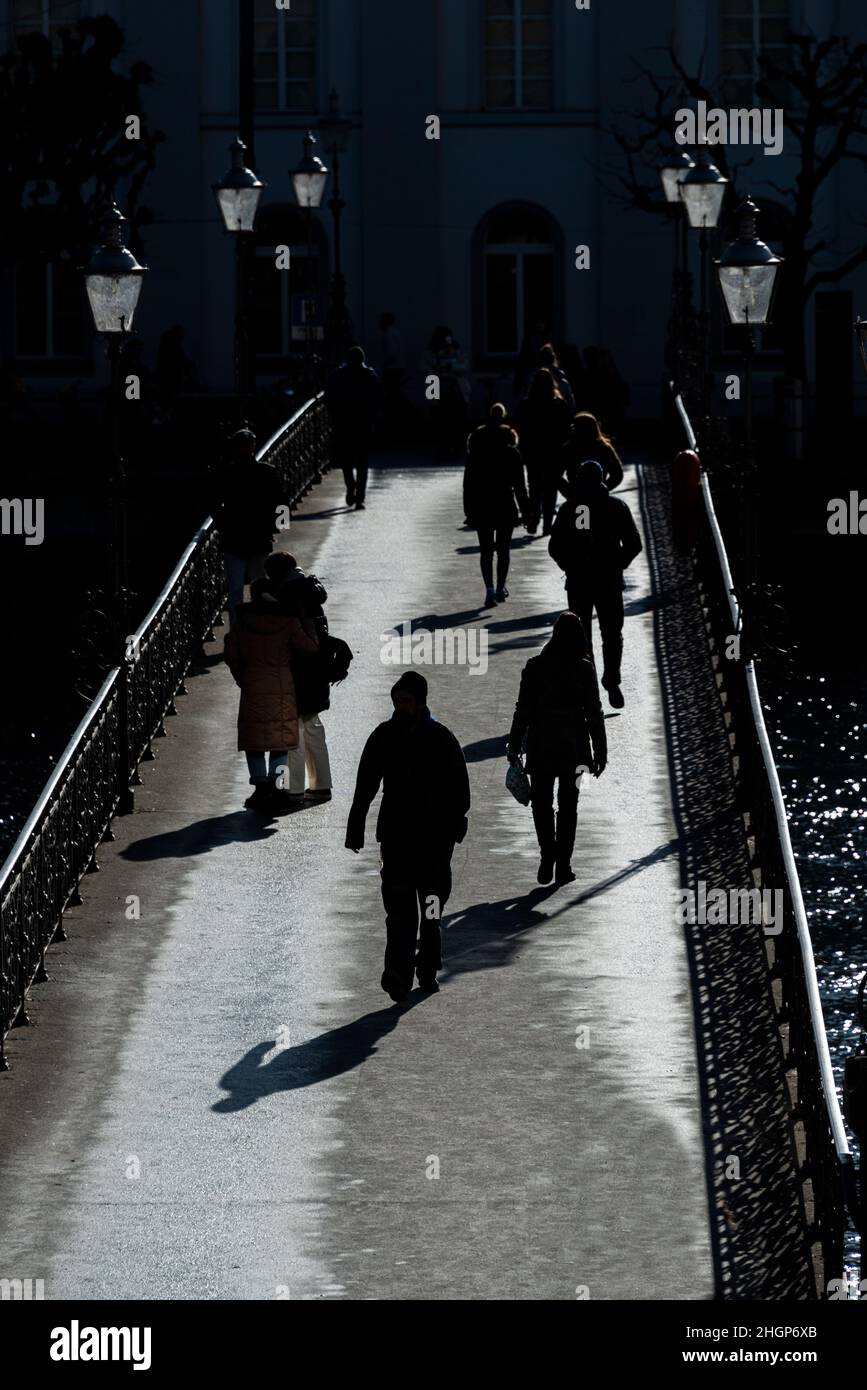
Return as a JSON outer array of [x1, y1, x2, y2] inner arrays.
[[683, 181, 726, 228], [661, 167, 685, 202], [718, 264, 777, 325], [86, 274, 142, 334], [215, 186, 261, 232]]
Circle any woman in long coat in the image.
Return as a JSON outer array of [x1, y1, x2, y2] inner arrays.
[[463, 402, 529, 608], [507, 612, 607, 885], [224, 579, 318, 812]]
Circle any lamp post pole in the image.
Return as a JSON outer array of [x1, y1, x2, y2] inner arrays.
[[319, 89, 354, 362], [82, 204, 147, 661], [213, 137, 266, 424], [290, 130, 329, 395], [680, 148, 728, 423], [716, 197, 783, 659]]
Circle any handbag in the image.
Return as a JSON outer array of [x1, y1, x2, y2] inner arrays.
[[505, 756, 531, 807]]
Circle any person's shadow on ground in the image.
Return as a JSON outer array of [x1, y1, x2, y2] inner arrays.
[[213, 1001, 424, 1112], [122, 812, 279, 861]]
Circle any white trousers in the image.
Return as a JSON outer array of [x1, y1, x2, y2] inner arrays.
[[286, 714, 332, 793]]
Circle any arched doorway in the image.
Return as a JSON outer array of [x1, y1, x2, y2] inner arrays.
[[473, 202, 562, 364]]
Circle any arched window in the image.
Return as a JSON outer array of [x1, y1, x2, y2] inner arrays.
[[252, 204, 329, 364], [474, 203, 562, 362]]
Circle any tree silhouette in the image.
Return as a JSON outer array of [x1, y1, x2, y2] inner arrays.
[[605, 33, 867, 388], [0, 14, 164, 267]]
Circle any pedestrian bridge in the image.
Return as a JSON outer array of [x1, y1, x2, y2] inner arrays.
[[0, 402, 856, 1299]]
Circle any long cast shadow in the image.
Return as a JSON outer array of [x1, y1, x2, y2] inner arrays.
[[122, 812, 279, 861], [213, 1001, 424, 1113]]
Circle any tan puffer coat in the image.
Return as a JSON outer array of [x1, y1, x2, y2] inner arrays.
[[224, 601, 318, 751]]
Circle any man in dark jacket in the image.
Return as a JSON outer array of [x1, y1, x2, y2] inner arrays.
[[345, 671, 470, 1003], [212, 429, 287, 625], [326, 345, 383, 510], [265, 551, 334, 802], [548, 458, 642, 709]]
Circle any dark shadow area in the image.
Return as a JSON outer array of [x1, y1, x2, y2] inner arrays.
[[121, 811, 279, 861], [637, 455, 814, 1300], [393, 608, 484, 632], [213, 1001, 425, 1112], [462, 735, 507, 763], [290, 505, 355, 522], [485, 610, 562, 634], [440, 886, 560, 980]]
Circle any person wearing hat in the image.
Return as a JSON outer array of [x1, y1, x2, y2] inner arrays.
[[345, 671, 470, 1003], [212, 428, 287, 626], [547, 458, 642, 709]]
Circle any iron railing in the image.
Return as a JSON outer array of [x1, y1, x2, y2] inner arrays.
[[672, 389, 860, 1291], [0, 394, 331, 1067]]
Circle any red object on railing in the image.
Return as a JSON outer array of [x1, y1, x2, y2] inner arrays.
[[672, 448, 701, 552]]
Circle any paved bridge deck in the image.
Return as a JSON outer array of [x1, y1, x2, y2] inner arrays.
[[0, 455, 812, 1300]]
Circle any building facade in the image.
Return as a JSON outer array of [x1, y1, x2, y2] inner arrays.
[[3, 0, 866, 420]]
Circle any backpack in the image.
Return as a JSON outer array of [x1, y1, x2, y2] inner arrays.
[[325, 635, 354, 685]]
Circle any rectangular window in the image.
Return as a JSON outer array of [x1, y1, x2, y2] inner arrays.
[[254, 0, 317, 112], [483, 0, 552, 111], [15, 258, 87, 359], [720, 0, 790, 107], [11, 0, 82, 49]]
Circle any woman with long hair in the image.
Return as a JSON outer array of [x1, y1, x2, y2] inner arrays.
[[559, 411, 625, 494], [464, 402, 529, 607], [514, 367, 573, 534], [507, 612, 607, 884]]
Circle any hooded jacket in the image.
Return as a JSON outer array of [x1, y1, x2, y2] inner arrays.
[[548, 480, 642, 583], [346, 709, 471, 848]]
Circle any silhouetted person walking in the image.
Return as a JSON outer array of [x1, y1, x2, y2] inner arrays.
[[464, 402, 529, 607], [548, 459, 642, 709], [326, 345, 383, 509], [345, 671, 470, 1003], [558, 412, 624, 493], [514, 368, 573, 534], [265, 551, 335, 803], [508, 612, 607, 884], [224, 579, 319, 813], [213, 428, 286, 625]]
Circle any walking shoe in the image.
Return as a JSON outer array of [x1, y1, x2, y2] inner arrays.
[[270, 789, 305, 814], [537, 854, 555, 885], [555, 862, 576, 884], [244, 786, 273, 812], [305, 788, 332, 802], [355, 501, 366, 511], [417, 976, 440, 994], [345, 488, 356, 506], [495, 586, 510, 602], [484, 587, 498, 607], [381, 969, 410, 1004], [607, 685, 625, 709]]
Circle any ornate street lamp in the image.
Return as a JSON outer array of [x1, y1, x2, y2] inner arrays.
[[83, 203, 147, 335], [659, 150, 694, 206], [213, 135, 265, 232], [318, 88, 355, 359], [290, 129, 329, 209], [680, 148, 729, 419], [291, 131, 329, 387], [213, 137, 266, 418]]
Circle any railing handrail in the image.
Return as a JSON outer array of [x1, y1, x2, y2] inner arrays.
[[128, 518, 215, 649], [671, 387, 852, 1169], [0, 667, 119, 894], [256, 389, 325, 463]]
